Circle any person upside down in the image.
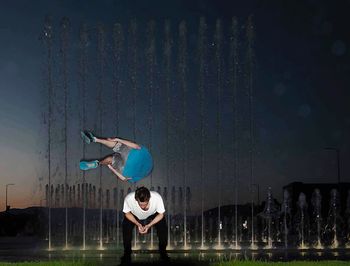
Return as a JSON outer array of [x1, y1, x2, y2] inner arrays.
[[80, 131, 153, 183]]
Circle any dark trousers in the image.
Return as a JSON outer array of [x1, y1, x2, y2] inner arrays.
[[122, 213, 167, 255]]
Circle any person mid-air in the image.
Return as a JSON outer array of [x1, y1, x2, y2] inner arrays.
[[79, 131, 153, 183]]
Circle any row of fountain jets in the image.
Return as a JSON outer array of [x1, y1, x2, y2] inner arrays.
[[45, 184, 350, 250]]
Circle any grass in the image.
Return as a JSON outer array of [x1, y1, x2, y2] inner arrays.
[[214, 261, 350, 266]]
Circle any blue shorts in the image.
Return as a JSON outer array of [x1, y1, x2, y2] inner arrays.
[[122, 146, 153, 183]]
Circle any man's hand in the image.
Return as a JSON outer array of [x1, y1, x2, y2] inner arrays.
[[137, 223, 144, 233], [139, 224, 151, 234]]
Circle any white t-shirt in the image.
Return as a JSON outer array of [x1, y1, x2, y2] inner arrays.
[[123, 191, 165, 220]]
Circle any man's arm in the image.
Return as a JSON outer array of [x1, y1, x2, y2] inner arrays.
[[140, 212, 164, 234], [124, 212, 144, 232]]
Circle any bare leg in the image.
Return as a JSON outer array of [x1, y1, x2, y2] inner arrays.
[[99, 155, 113, 165], [95, 137, 117, 149]]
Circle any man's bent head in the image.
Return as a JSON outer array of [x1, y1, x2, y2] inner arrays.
[[135, 186, 151, 210]]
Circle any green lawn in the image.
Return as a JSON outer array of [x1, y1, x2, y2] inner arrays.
[[214, 261, 350, 266]]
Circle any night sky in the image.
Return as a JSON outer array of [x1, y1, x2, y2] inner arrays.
[[1, 0, 350, 212]]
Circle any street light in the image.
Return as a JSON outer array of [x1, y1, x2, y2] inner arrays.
[[324, 147, 340, 184], [5, 183, 15, 211]]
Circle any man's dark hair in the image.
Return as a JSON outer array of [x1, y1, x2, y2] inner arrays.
[[135, 186, 151, 202]]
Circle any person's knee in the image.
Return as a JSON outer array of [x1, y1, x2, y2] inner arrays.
[[100, 155, 113, 165], [156, 218, 167, 232], [158, 216, 167, 226], [106, 156, 113, 164], [105, 155, 113, 164]]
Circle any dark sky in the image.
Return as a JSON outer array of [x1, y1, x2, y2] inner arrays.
[[0, 0, 349, 211]]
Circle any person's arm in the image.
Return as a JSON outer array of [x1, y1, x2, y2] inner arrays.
[[140, 212, 164, 234], [125, 212, 144, 233], [107, 137, 141, 150], [107, 164, 132, 182]]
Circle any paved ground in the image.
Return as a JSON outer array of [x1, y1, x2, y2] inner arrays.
[[1, 249, 350, 265], [0, 238, 350, 264]]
